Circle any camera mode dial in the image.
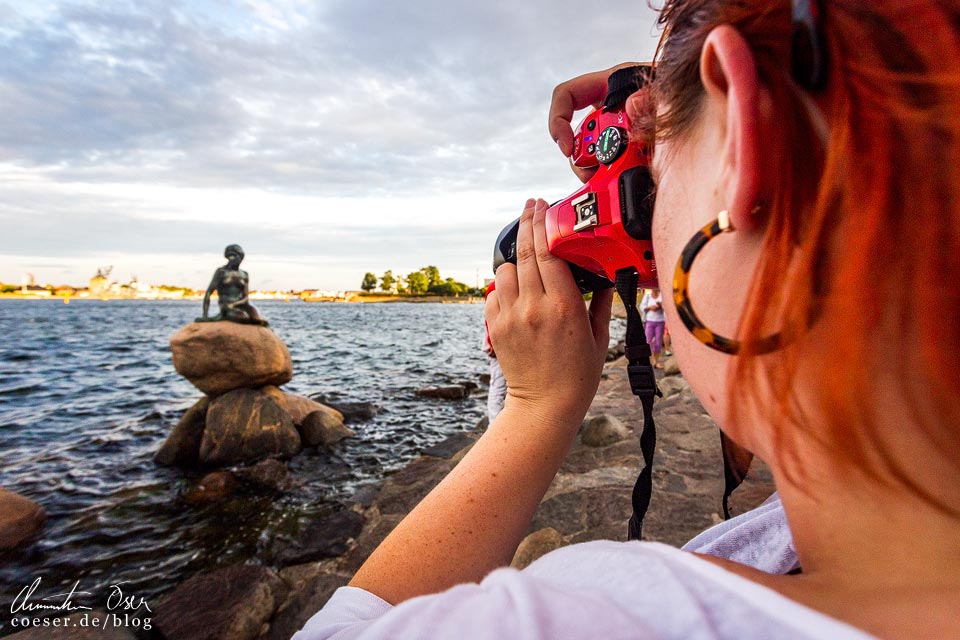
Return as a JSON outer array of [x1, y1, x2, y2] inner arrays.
[[595, 126, 627, 165]]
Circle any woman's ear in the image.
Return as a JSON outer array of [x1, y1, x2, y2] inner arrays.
[[699, 25, 770, 232]]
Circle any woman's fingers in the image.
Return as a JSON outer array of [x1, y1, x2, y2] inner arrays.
[[532, 199, 580, 299], [516, 198, 545, 296], [548, 71, 608, 157]]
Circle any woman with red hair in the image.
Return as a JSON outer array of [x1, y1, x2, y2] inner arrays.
[[294, 1, 960, 637]]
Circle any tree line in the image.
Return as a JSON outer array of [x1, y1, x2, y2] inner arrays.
[[360, 266, 480, 297]]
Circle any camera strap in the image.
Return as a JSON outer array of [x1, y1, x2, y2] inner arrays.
[[614, 269, 662, 541]]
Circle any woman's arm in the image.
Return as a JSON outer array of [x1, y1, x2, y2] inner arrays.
[[349, 199, 612, 604]]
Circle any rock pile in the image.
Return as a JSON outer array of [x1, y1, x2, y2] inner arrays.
[[158, 322, 353, 468]]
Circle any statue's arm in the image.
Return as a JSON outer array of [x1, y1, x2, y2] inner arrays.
[[237, 270, 250, 305], [202, 269, 223, 317]]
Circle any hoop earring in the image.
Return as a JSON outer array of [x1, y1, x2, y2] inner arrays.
[[672, 211, 782, 355]]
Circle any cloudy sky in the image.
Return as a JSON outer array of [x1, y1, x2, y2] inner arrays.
[[0, 0, 660, 291]]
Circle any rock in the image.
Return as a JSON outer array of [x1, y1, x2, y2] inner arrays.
[[423, 432, 476, 459], [170, 322, 293, 396], [154, 564, 287, 640], [183, 471, 239, 504], [282, 392, 344, 425], [657, 376, 690, 398], [479, 373, 491, 385], [511, 527, 564, 570], [456, 380, 479, 391], [264, 561, 352, 640], [200, 389, 301, 467], [661, 356, 682, 377], [299, 410, 354, 447], [606, 340, 626, 362], [0, 488, 45, 550], [233, 458, 292, 492], [415, 384, 470, 400], [6, 609, 135, 639], [581, 415, 632, 448], [155, 397, 209, 467], [276, 510, 365, 566]]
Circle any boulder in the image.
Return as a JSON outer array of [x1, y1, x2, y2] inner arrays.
[[299, 411, 354, 447], [415, 384, 470, 400], [264, 562, 352, 640], [154, 564, 287, 640], [511, 527, 564, 570], [479, 373, 491, 385], [281, 392, 344, 425], [183, 471, 239, 505], [0, 488, 45, 550], [456, 380, 479, 391], [276, 510, 365, 566], [307, 394, 381, 422], [200, 389, 301, 467], [658, 376, 690, 398], [661, 356, 682, 377], [581, 415, 632, 448], [170, 323, 292, 396], [233, 458, 292, 492], [155, 397, 209, 467]]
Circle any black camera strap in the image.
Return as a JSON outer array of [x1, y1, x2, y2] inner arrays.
[[614, 269, 662, 541]]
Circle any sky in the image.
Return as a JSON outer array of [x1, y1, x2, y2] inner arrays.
[[0, 0, 661, 291]]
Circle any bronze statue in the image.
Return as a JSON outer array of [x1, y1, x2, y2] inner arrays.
[[196, 244, 268, 326]]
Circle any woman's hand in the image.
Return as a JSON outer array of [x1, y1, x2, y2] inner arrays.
[[548, 62, 647, 183], [485, 199, 613, 431]]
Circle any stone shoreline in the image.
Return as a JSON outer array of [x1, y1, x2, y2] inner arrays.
[[134, 348, 775, 640]]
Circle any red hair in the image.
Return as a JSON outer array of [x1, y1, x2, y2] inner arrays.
[[642, 0, 960, 498]]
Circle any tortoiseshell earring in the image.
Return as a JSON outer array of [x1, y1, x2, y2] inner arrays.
[[672, 210, 783, 355]]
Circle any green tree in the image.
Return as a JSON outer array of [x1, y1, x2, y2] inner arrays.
[[406, 271, 429, 295], [396, 274, 407, 294], [361, 272, 378, 292], [421, 265, 442, 288], [380, 270, 396, 293]]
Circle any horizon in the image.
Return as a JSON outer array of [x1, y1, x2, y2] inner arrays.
[[0, 1, 660, 291]]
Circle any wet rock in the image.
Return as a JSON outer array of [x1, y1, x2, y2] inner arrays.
[[282, 392, 344, 425], [170, 323, 292, 397], [415, 384, 470, 400], [154, 564, 287, 640], [155, 397, 209, 467], [581, 415, 632, 448], [183, 471, 239, 505], [233, 458, 292, 492], [200, 389, 301, 467], [423, 432, 476, 459], [0, 488, 45, 550], [661, 356, 682, 377], [308, 395, 381, 422], [277, 510, 365, 566], [606, 340, 626, 362], [265, 561, 352, 640], [511, 527, 564, 570], [456, 380, 479, 391], [479, 373, 491, 385], [299, 411, 354, 447]]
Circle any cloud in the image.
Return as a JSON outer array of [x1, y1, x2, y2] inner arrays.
[[0, 0, 660, 287]]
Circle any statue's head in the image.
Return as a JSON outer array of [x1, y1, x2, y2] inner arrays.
[[224, 244, 245, 264]]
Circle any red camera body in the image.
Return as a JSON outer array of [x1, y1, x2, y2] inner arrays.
[[547, 102, 658, 289], [494, 66, 658, 292]]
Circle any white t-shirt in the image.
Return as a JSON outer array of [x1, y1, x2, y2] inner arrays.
[[292, 494, 876, 639], [640, 291, 665, 323]]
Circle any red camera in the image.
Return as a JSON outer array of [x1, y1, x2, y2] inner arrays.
[[494, 65, 658, 291]]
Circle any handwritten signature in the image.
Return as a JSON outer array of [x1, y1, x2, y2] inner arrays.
[[10, 578, 152, 614]]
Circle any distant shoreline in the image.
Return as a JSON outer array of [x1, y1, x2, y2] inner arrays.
[[0, 294, 484, 304]]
